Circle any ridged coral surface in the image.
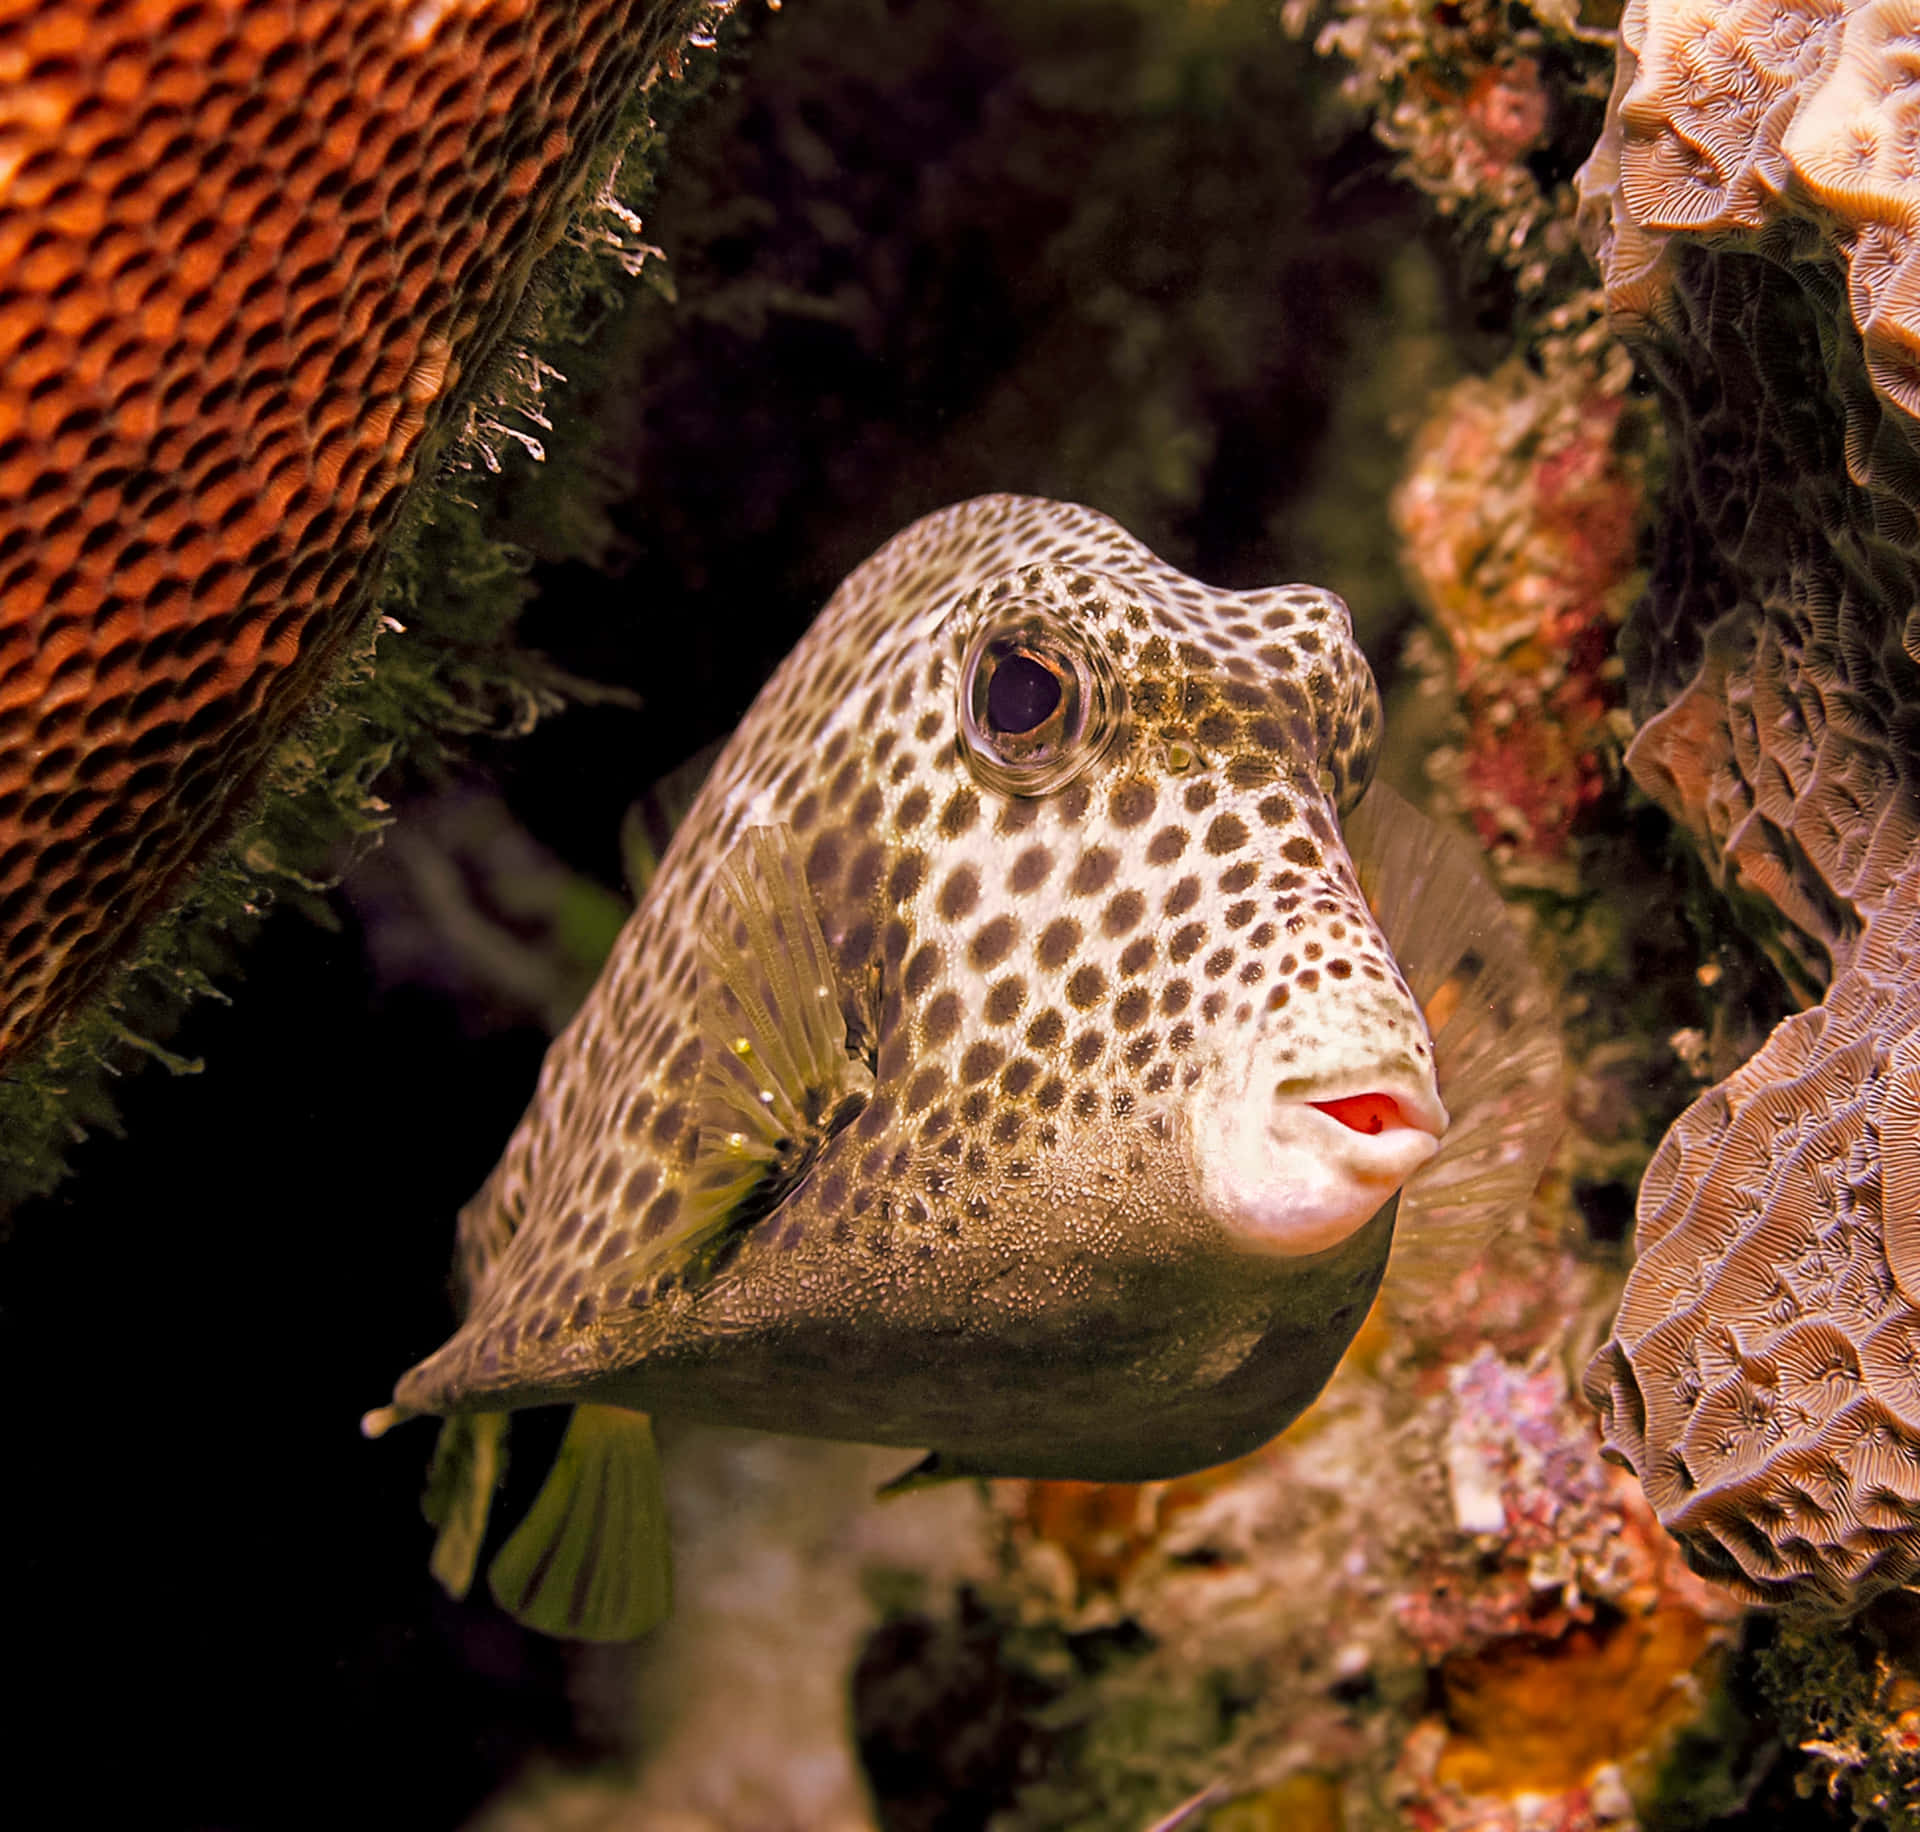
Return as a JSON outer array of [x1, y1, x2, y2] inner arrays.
[[0, 0, 703, 1068], [1580, 0, 1920, 1607]]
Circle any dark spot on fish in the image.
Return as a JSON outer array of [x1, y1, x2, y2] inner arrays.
[[1169, 923, 1205, 963], [997, 798, 1039, 835], [1060, 782, 1092, 821], [991, 1110, 1024, 1146], [848, 843, 886, 902], [1197, 711, 1237, 748], [1109, 779, 1156, 827], [1009, 846, 1053, 894], [883, 918, 911, 970], [1226, 900, 1256, 929], [665, 1039, 702, 1087], [1249, 922, 1275, 947], [1067, 964, 1107, 1010], [1072, 1087, 1100, 1118], [1183, 780, 1217, 813], [818, 1172, 850, 1214], [790, 791, 821, 833], [640, 1189, 682, 1241], [904, 944, 942, 1000], [961, 1089, 992, 1125], [906, 1067, 946, 1112], [895, 787, 931, 831], [1169, 1021, 1195, 1051], [940, 788, 980, 837], [938, 866, 980, 921], [651, 1102, 689, 1147], [622, 1166, 659, 1213], [1205, 813, 1249, 855], [808, 832, 844, 887], [1160, 979, 1191, 1016], [1037, 1076, 1066, 1113], [1297, 968, 1320, 991], [1329, 958, 1353, 979], [986, 975, 1027, 1024], [969, 915, 1017, 970], [961, 1041, 1006, 1084], [1146, 826, 1187, 865], [1124, 1034, 1158, 1071], [1202, 991, 1228, 1020], [1102, 890, 1145, 936], [1282, 835, 1321, 868], [1001, 1056, 1038, 1096], [622, 1093, 655, 1139], [1069, 1030, 1105, 1070], [1069, 848, 1118, 896], [1219, 860, 1258, 893], [1239, 960, 1264, 984], [857, 1095, 896, 1140], [1114, 987, 1151, 1031], [1026, 1008, 1065, 1050], [1036, 917, 1081, 969], [1205, 948, 1234, 978], [1164, 876, 1200, 916], [924, 991, 963, 1046]]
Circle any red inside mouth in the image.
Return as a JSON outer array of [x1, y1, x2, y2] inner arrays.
[[1308, 1092, 1409, 1136]]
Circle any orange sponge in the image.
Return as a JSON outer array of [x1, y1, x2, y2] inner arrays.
[[0, 0, 704, 1065]]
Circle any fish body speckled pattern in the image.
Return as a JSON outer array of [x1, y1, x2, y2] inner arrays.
[[371, 496, 1560, 1637]]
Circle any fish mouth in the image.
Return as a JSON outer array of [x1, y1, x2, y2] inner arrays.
[[1194, 1071, 1448, 1258]]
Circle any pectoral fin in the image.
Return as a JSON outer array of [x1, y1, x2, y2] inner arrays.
[[676, 823, 875, 1246], [486, 1404, 671, 1643]]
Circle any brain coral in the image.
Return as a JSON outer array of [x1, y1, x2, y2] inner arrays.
[[1578, 0, 1920, 1608], [0, 0, 711, 1071]]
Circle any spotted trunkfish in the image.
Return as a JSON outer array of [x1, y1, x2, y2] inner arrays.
[[365, 495, 1562, 1640]]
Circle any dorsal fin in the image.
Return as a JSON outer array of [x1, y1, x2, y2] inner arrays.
[[620, 737, 728, 901], [1343, 782, 1564, 1309], [485, 1404, 671, 1643]]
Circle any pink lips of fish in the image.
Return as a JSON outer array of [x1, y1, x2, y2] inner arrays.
[[1191, 1069, 1449, 1257]]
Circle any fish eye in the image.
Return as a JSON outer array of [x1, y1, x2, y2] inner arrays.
[[958, 602, 1124, 796], [985, 651, 1062, 735]]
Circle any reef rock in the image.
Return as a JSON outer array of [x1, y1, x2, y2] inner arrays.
[[0, 0, 714, 1071], [1579, 0, 1920, 1608]]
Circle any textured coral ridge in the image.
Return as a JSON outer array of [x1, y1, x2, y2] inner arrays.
[[1579, 0, 1920, 1607], [0, 0, 703, 1067]]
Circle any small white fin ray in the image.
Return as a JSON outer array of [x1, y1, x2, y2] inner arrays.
[[487, 1404, 670, 1643], [421, 1410, 509, 1600], [1344, 782, 1565, 1310]]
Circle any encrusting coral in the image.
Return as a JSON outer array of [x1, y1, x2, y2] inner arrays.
[[0, 0, 721, 1141], [1576, 0, 1920, 1615]]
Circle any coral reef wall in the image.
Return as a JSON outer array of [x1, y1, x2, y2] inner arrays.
[[0, 0, 712, 1083], [1577, 0, 1920, 1619]]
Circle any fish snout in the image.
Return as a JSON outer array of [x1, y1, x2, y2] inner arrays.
[[1193, 1065, 1447, 1257]]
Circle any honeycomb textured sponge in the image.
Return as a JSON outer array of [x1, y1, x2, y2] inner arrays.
[[0, 0, 706, 1068], [1579, 0, 1920, 1609]]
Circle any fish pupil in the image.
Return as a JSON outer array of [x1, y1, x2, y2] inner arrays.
[[987, 652, 1062, 734]]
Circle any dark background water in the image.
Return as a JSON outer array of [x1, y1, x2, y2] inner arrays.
[[0, 1, 1545, 1825]]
